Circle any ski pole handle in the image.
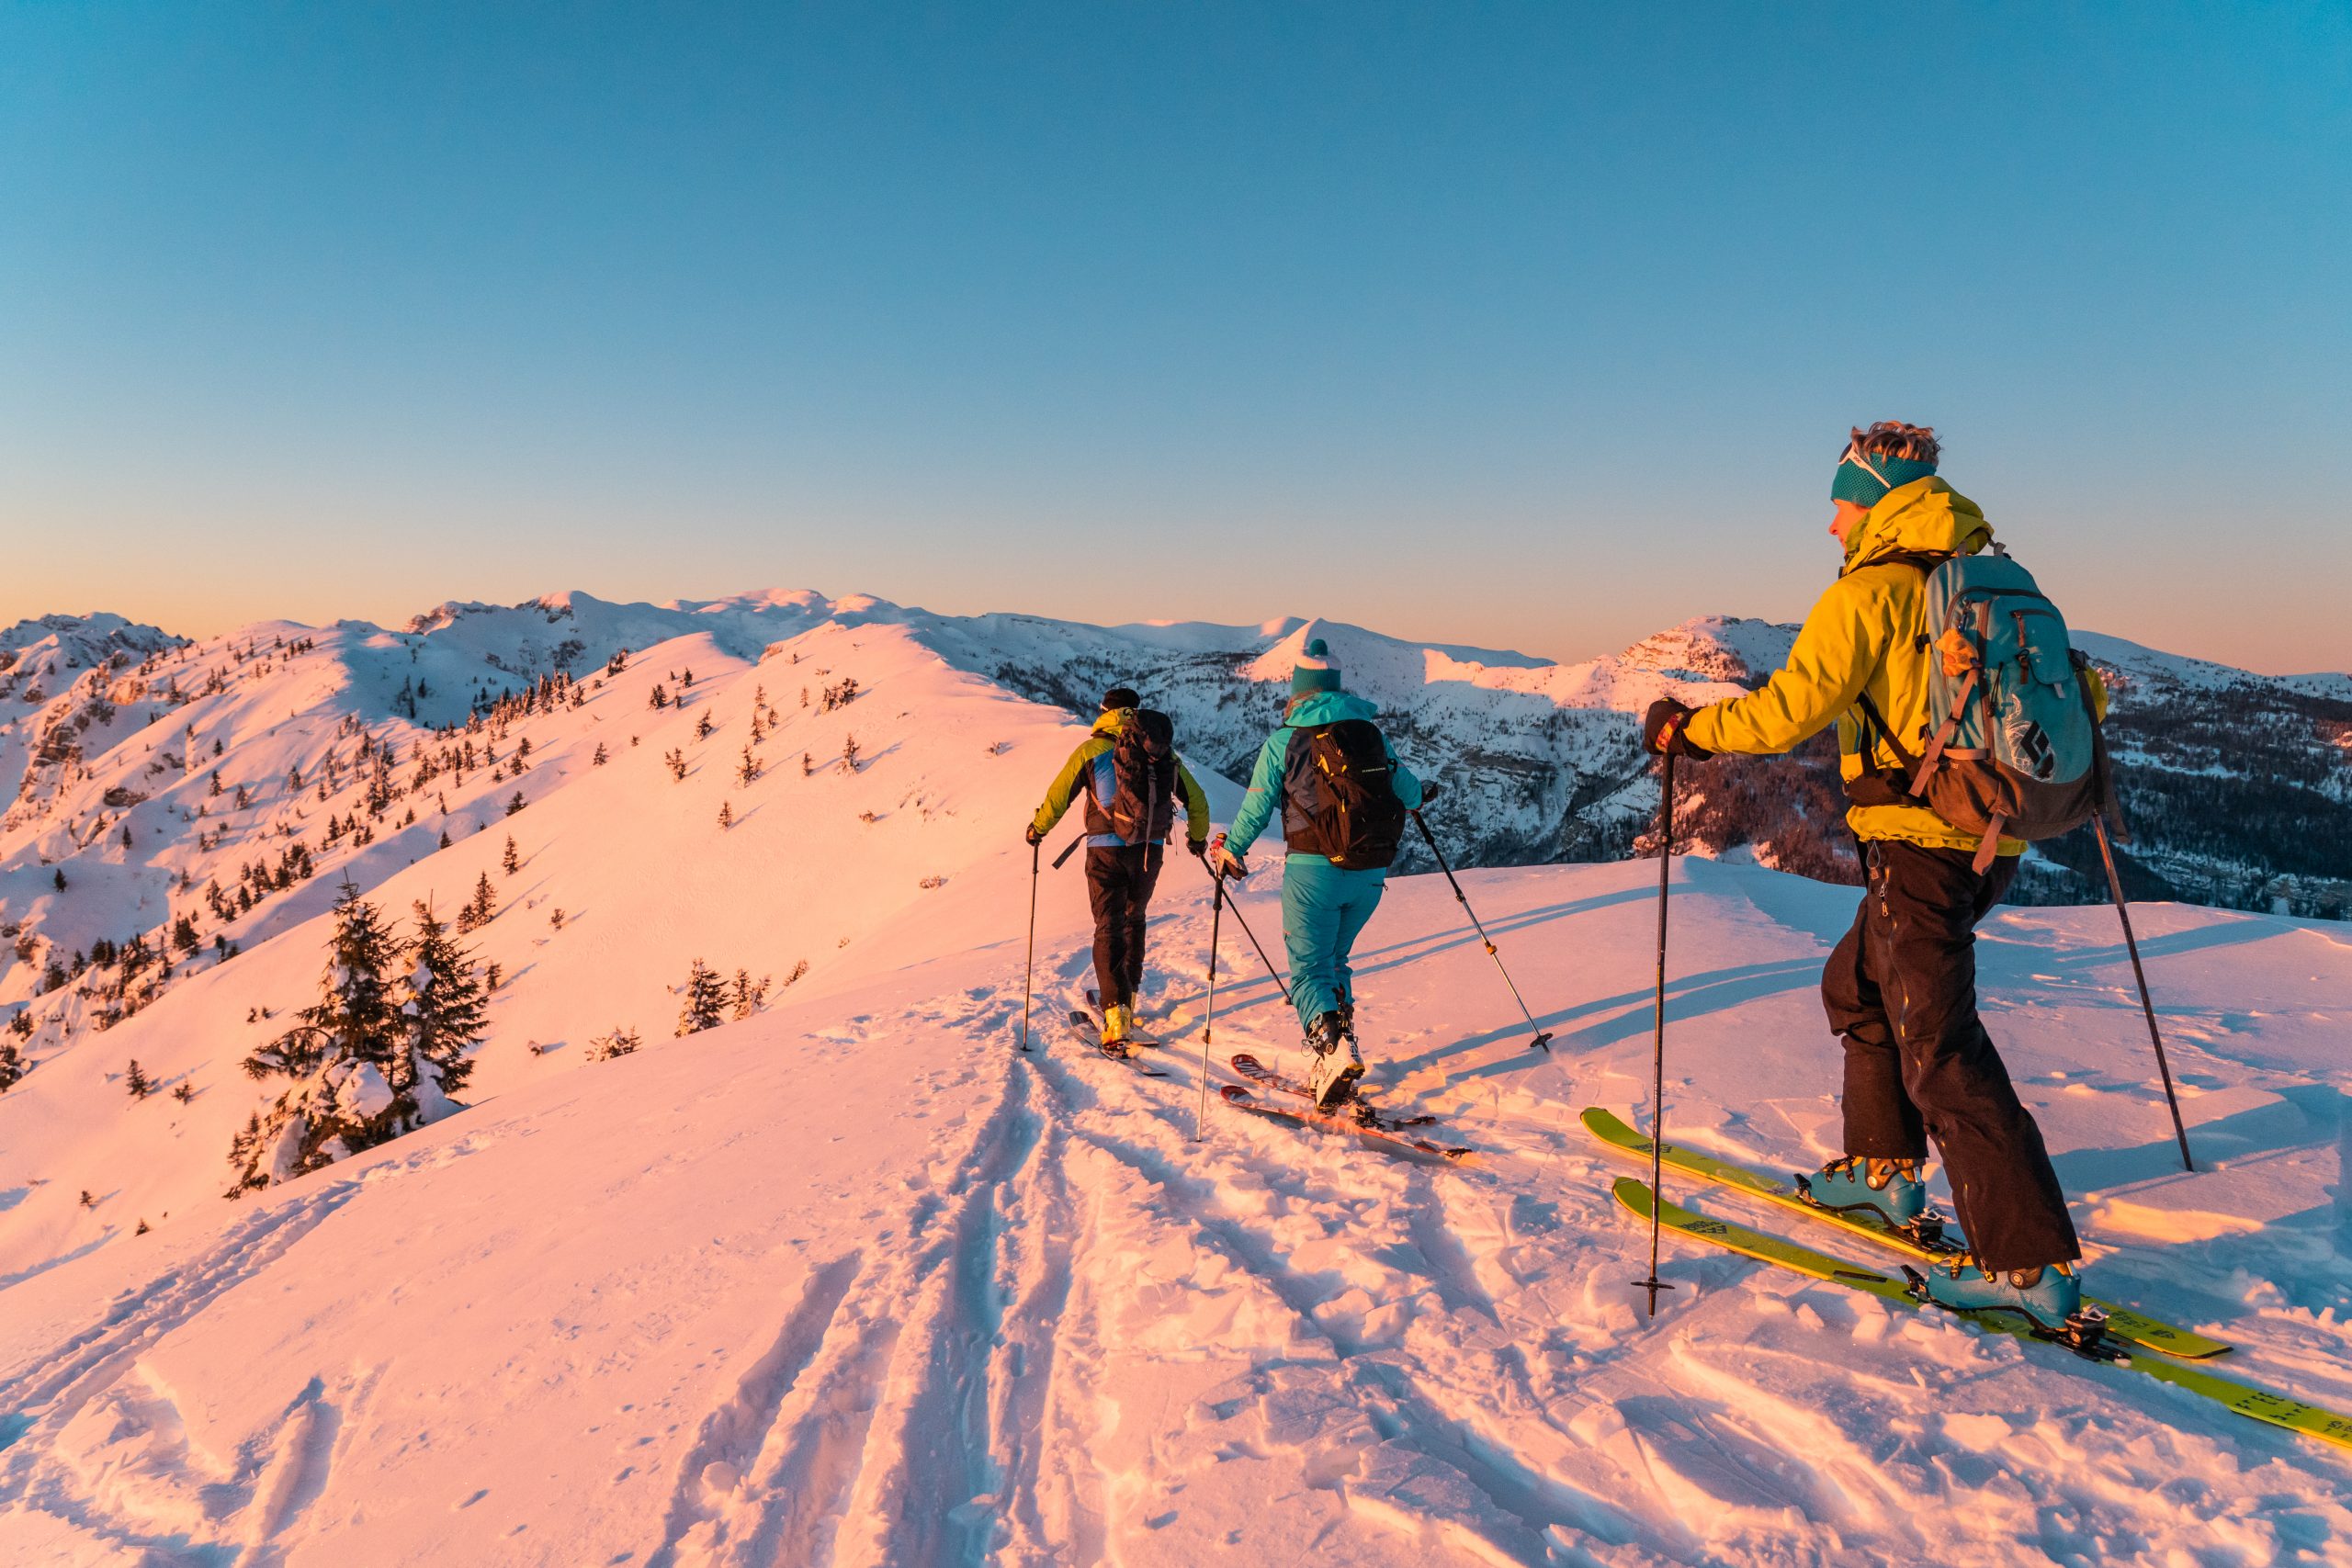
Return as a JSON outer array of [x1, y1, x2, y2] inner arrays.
[[1052, 835, 1084, 870]]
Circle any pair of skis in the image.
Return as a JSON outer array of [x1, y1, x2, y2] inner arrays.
[[1587, 1108, 2352, 1452], [1221, 1054, 1475, 1164], [1065, 991, 1476, 1163]]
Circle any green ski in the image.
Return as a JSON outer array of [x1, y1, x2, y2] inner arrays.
[[1582, 1107, 2230, 1359], [1610, 1177, 2352, 1454]]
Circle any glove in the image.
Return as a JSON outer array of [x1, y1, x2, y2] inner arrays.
[[1187, 838, 1208, 859], [1643, 698, 1715, 760], [1024, 824, 1045, 847], [1208, 833, 1250, 879], [1416, 781, 1441, 808]]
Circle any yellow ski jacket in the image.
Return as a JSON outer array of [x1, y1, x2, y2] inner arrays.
[[1030, 707, 1213, 849], [1683, 478, 2071, 855]]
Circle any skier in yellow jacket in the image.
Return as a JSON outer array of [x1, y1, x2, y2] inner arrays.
[[1643, 422, 2089, 1330], [1028, 688, 1211, 1048]]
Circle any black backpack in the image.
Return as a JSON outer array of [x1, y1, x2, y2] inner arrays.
[[1105, 709, 1179, 843], [1281, 718, 1407, 870]]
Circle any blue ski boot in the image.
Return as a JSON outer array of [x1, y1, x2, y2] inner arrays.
[[1922, 1258, 2085, 1334], [1801, 1156, 1928, 1230]]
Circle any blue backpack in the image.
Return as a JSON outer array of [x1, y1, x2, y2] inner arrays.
[[1859, 546, 2113, 870]]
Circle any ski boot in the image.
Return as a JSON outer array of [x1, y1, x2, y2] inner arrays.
[[1098, 1002, 1135, 1059], [1800, 1156, 1930, 1234], [1920, 1257, 2089, 1338], [1306, 1012, 1364, 1111]]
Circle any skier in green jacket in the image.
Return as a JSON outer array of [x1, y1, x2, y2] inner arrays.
[[1029, 688, 1211, 1047]]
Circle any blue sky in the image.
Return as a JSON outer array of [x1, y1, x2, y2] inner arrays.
[[3, 4, 2346, 671]]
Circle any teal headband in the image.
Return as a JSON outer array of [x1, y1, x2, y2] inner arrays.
[[1831, 447, 1937, 507]]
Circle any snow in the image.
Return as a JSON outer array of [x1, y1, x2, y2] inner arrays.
[[0, 590, 2349, 1562]]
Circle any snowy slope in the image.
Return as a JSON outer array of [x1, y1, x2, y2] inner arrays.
[[5, 858, 2351, 1563], [3, 589, 2352, 1562]]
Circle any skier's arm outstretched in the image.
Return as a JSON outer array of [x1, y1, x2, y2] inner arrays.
[[1684, 575, 1892, 758], [1028, 739, 1100, 840], [1173, 760, 1212, 851], [1221, 729, 1290, 857]]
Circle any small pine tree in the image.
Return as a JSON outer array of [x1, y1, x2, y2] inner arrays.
[[504, 791, 525, 817], [439, 829, 452, 849], [729, 968, 771, 1021], [695, 711, 716, 741], [126, 1059, 153, 1099], [840, 734, 860, 773], [0, 1039, 26, 1092], [717, 800, 734, 829], [172, 914, 199, 954], [665, 749, 687, 782], [648, 683, 670, 710], [503, 835, 521, 875], [737, 745, 761, 785], [173, 1081, 195, 1104], [592, 741, 609, 766], [589, 1024, 641, 1062], [79, 1190, 95, 1209], [675, 959, 727, 1036], [53, 868, 67, 892], [135, 1218, 151, 1235], [467, 871, 496, 930]]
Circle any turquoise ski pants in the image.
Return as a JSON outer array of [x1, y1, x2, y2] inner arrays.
[[1280, 857, 1387, 1035]]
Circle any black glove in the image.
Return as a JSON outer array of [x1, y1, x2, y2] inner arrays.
[[1188, 838, 1208, 859], [1024, 824, 1046, 847], [1416, 781, 1441, 808], [1643, 699, 1715, 760]]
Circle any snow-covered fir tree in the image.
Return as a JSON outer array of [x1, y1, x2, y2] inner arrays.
[[125, 1059, 153, 1099], [675, 959, 726, 1036], [226, 885, 475, 1197], [396, 900, 486, 1103], [503, 835, 520, 875]]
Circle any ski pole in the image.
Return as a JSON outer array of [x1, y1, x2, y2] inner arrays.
[[2093, 812, 2194, 1172], [1633, 752, 1677, 1316], [1409, 809, 1553, 1052], [1018, 839, 1041, 1053], [1052, 834, 1084, 871], [1196, 865, 1227, 1140], [1195, 855, 1291, 1002]]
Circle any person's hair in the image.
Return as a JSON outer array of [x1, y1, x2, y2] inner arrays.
[[1845, 421, 1939, 466]]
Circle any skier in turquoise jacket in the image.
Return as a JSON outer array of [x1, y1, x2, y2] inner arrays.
[[1212, 637, 1426, 1111]]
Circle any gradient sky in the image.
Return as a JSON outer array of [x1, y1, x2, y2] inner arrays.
[[4, 4, 2347, 672]]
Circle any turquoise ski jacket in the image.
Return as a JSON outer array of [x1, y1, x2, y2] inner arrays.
[[1225, 689, 1423, 861]]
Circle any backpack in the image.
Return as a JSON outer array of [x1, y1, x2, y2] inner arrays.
[[1104, 708, 1179, 843], [1281, 718, 1408, 871], [1855, 546, 2112, 870]]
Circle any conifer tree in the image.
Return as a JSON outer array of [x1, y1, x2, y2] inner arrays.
[[592, 741, 609, 766], [737, 745, 761, 785], [675, 959, 726, 1036], [718, 800, 734, 829], [840, 734, 861, 773], [400, 900, 486, 1100], [695, 710, 716, 741], [648, 683, 670, 710], [229, 883, 410, 1195], [173, 1081, 194, 1104], [504, 791, 525, 817], [439, 829, 452, 849], [503, 835, 521, 875], [0, 1039, 26, 1092], [466, 871, 496, 930], [126, 1059, 153, 1099]]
